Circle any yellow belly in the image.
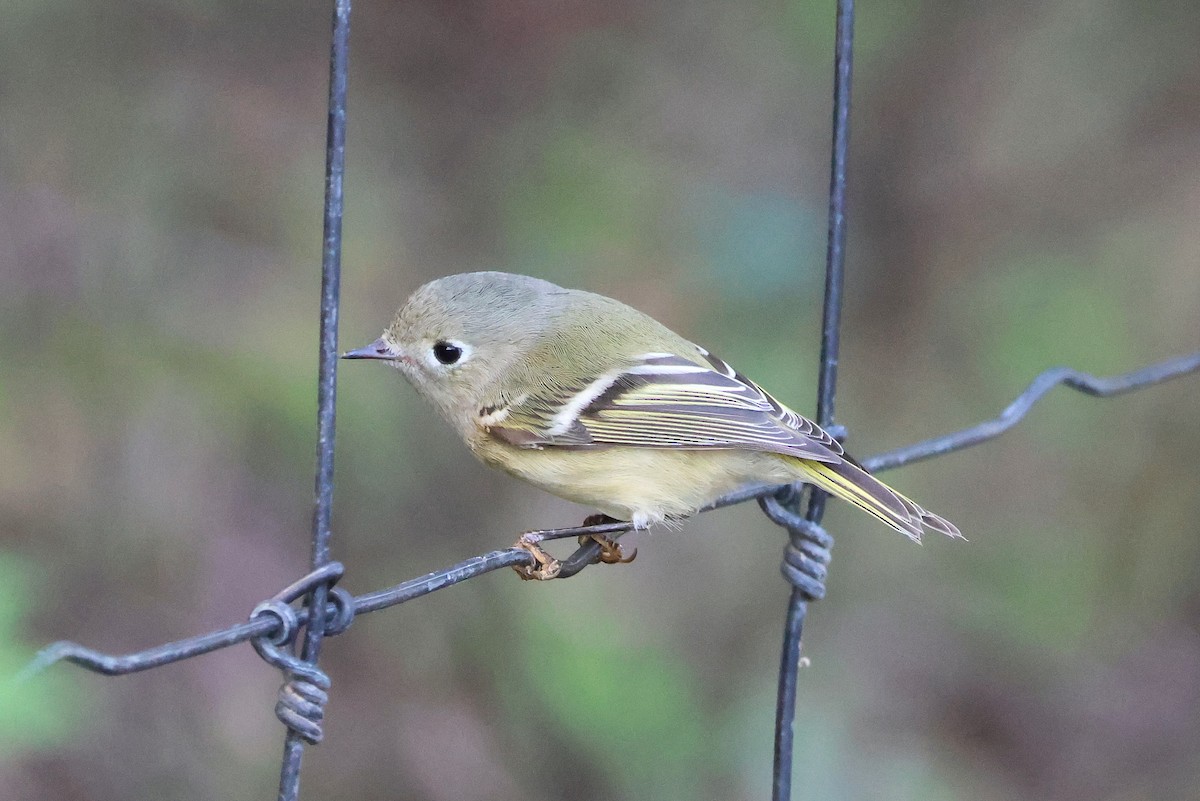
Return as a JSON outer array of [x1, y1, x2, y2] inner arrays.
[[471, 437, 797, 527]]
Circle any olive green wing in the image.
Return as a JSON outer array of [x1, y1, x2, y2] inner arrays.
[[488, 350, 844, 463]]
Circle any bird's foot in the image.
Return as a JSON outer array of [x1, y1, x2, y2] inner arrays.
[[512, 514, 637, 580], [580, 533, 637, 565], [578, 514, 637, 566], [512, 532, 562, 581]]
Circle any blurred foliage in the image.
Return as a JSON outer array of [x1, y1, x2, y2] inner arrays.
[[0, 556, 81, 753], [3, 0, 1199, 799]]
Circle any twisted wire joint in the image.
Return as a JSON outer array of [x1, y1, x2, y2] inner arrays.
[[248, 562, 354, 744]]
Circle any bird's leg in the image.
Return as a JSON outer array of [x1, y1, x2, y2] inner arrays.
[[511, 514, 636, 580]]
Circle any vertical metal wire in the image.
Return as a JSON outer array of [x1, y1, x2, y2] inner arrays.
[[772, 1, 854, 799], [809, 0, 853, 522], [277, 1, 352, 799]]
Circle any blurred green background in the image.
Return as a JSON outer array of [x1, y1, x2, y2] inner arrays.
[[3, 1, 1200, 799]]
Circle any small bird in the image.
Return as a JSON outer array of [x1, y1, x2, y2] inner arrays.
[[344, 272, 960, 572]]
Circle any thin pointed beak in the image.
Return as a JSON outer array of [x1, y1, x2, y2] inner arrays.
[[342, 337, 401, 361]]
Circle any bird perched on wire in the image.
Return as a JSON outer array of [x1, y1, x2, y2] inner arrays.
[[344, 272, 961, 577]]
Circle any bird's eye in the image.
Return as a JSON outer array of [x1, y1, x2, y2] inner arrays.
[[432, 341, 463, 365]]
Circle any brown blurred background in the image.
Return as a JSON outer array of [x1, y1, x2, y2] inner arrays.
[[3, 1, 1200, 799]]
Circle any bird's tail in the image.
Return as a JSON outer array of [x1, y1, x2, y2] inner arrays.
[[793, 457, 962, 542]]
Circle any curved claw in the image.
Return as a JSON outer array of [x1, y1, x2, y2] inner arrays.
[[580, 533, 637, 566]]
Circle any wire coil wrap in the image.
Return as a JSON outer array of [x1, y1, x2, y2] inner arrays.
[[248, 563, 354, 744], [759, 491, 833, 601]]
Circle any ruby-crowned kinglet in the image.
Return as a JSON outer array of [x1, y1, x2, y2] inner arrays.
[[344, 272, 960, 541]]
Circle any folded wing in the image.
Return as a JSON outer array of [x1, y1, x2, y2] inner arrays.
[[490, 349, 844, 463]]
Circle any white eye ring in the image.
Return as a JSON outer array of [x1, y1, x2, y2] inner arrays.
[[425, 339, 472, 369]]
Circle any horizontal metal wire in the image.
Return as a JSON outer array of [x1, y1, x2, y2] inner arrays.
[[18, 551, 531, 680], [863, 351, 1200, 473], [21, 349, 1199, 682]]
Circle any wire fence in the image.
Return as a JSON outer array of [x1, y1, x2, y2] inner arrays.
[[21, 1, 1200, 799]]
